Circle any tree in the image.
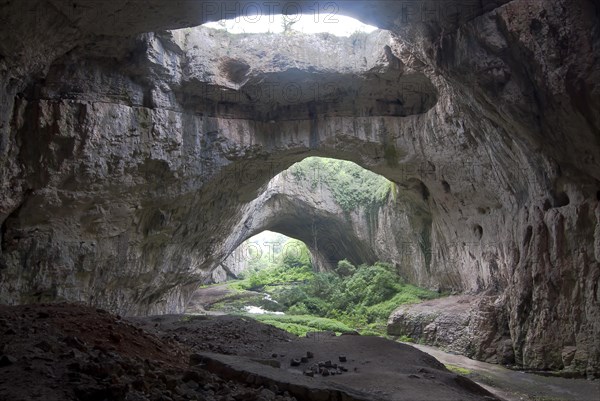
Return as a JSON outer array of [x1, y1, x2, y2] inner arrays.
[[281, 15, 297, 34]]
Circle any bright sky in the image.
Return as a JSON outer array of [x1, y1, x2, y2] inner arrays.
[[203, 14, 378, 37]]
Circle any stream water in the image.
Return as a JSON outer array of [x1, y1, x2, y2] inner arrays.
[[244, 292, 285, 314], [409, 343, 600, 401]]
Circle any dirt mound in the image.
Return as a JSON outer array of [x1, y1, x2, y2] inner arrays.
[[128, 314, 296, 357], [0, 303, 295, 401]]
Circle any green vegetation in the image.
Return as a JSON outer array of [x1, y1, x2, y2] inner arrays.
[[269, 260, 439, 332], [250, 314, 355, 336], [445, 364, 473, 376], [223, 242, 439, 337], [396, 335, 415, 343], [233, 238, 314, 291], [286, 157, 392, 212]]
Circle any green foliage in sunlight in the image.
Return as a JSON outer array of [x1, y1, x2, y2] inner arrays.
[[235, 238, 314, 290], [270, 260, 440, 330], [250, 314, 355, 336], [218, 239, 440, 339], [221, 258, 439, 338], [286, 157, 392, 212]]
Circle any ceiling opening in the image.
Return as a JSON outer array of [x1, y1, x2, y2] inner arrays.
[[202, 14, 378, 37]]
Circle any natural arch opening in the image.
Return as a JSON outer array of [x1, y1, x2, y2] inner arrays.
[[186, 156, 441, 336]]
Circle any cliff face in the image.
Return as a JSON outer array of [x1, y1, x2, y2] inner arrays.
[[0, 0, 598, 375]]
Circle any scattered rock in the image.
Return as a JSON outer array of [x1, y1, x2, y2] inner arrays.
[[189, 354, 204, 366], [0, 355, 17, 366]]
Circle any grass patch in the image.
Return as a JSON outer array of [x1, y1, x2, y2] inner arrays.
[[445, 364, 473, 376], [396, 335, 415, 343], [249, 314, 355, 336]]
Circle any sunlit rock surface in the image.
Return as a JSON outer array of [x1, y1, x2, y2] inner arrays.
[[0, 0, 598, 375]]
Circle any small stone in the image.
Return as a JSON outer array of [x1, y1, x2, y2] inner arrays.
[[324, 360, 332, 368], [63, 336, 86, 351], [338, 355, 347, 362], [0, 355, 17, 366], [189, 354, 204, 366], [260, 388, 276, 399], [303, 369, 314, 377], [290, 358, 301, 367], [182, 370, 201, 382], [35, 340, 53, 352], [109, 332, 122, 343], [321, 368, 330, 376], [300, 356, 308, 363], [271, 353, 278, 358], [306, 351, 314, 358]]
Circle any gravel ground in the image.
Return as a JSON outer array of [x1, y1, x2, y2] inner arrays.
[[0, 303, 296, 401]]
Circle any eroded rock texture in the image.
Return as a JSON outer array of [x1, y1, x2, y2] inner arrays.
[[0, 0, 599, 375], [388, 296, 515, 365]]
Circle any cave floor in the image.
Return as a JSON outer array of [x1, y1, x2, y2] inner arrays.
[[131, 313, 500, 401], [0, 303, 498, 401], [1, 303, 596, 401], [187, 283, 600, 401], [409, 343, 600, 401]]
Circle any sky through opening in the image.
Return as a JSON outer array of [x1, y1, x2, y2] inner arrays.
[[203, 14, 378, 37]]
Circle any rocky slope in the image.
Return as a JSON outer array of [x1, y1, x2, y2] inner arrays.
[[0, 0, 598, 376]]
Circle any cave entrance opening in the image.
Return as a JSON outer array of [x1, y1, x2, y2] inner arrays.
[[223, 155, 394, 275], [185, 156, 441, 336]]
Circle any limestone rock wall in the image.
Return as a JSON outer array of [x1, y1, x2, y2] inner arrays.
[[388, 296, 515, 366], [0, 0, 598, 375]]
